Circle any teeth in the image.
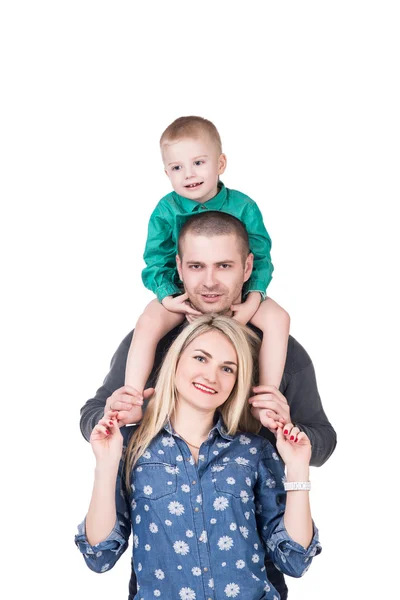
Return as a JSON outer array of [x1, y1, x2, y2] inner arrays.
[[194, 383, 216, 394]]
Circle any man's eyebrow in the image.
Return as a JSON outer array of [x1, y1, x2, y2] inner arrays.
[[185, 260, 235, 265], [194, 349, 238, 367]]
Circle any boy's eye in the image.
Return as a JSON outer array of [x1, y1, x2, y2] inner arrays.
[[194, 160, 204, 166], [171, 165, 181, 171]]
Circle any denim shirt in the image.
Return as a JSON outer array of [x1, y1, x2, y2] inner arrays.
[[75, 417, 321, 600]]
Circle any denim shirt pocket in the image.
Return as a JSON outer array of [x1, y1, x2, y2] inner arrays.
[[133, 462, 178, 500], [212, 462, 255, 500]]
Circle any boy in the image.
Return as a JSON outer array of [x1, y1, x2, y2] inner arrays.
[[126, 116, 290, 396]]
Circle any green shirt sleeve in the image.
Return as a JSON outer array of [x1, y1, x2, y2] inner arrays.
[[141, 202, 181, 302], [242, 202, 274, 297]]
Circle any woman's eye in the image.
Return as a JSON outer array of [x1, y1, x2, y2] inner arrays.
[[222, 366, 234, 374], [194, 356, 205, 362]]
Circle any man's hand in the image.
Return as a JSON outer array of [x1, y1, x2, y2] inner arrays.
[[248, 385, 290, 431], [104, 385, 155, 426], [231, 291, 261, 325], [162, 293, 202, 316]]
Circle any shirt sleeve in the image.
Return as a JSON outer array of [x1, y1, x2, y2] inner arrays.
[[241, 202, 274, 298], [282, 345, 337, 467], [142, 202, 182, 301], [74, 458, 131, 573], [254, 445, 322, 578]]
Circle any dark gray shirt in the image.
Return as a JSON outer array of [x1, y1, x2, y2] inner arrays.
[[80, 326, 336, 467]]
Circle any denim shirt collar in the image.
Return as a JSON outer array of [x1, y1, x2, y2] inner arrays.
[[163, 412, 234, 442]]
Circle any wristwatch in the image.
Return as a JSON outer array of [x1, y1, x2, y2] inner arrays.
[[284, 481, 311, 491]]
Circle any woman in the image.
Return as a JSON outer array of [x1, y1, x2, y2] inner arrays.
[[75, 315, 321, 599]]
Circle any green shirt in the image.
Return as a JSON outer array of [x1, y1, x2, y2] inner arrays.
[[142, 182, 273, 302]]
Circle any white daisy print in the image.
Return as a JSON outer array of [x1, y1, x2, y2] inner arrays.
[[225, 583, 240, 597], [249, 447, 257, 454], [210, 518, 217, 524], [155, 569, 165, 580], [211, 465, 225, 472], [213, 496, 229, 511], [240, 490, 249, 503], [235, 457, 249, 466], [266, 478, 276, 488], [208, 578, 214, 589], [246, 477, 252, 486], [223, 457, 230, 462], [239, 434, 251, 445], [131, 499, 137, 510], [165, 520, 172, 526], [138, 562, 142, 571], [272, 452, 279, 461], [199, 531, 208, 543], [135, 515, 141, 524], [181, 484, 190, 493], [218, 535, 234, 551], [165, 465, 179, 474], [95, 550, 102, 557], [168, 501, 185, 516], [196, 494, 202, 504], [186, 530, 194, 538], [144, 504, 150, 511], [177, 565, 182, 570], [254, 543, 258, 550], [133, 534, 139, 548], [145, 544, 151, 551], [229, 522, 237, 531], [162, 436, 175, 447], [226, 477, 236, 485], [136, 466, 143, 472], [252, 553, 260, 563], [179, 588, 196, 600], [240, 526, 249, 539], [154, 590, 161, 597], [158, 449, 164, 454], [176, 455, 183, 462], [236, 559, 245, 569], [244, 511, 250, 520], [173, 540, 190, 556], [100, 564, 110, 572], [191, 567, 201, 576], [143, 451, 151, 459], [149, 522, 158, 533], [143, 485, 153, 495], [217, 441, 231, 448], [199, 454, 205, 461], [188, 456, 195, 465], [213, 450, 219, 455]]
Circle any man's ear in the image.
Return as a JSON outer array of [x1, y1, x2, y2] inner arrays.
[[176, 254, 183, 280], [243, 253, 254, 283]]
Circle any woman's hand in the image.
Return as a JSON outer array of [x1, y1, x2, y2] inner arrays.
[[90, 410, 124, 467], [276, 423, 312, 471]]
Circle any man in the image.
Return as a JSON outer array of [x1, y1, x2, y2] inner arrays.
[[80, 211, 336, 599]]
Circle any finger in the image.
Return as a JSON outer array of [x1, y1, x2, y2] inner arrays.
[[110, 401, 135, 412], [93, 424, 111, 437], [121, 386, 144, 399], [183, 306, 202, 315], [289, 426, 300, 442], [178, 292, 188, 300], [143, 387, 155, 399]]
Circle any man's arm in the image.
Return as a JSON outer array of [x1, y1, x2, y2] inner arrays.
[[79, 333, 132, 441]]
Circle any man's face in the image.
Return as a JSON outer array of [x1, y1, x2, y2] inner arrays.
[[176, 233, 253, 314]]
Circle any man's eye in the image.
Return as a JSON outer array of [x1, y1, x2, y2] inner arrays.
[[219, 264, 230, 269], [189, 265, 201, 269]]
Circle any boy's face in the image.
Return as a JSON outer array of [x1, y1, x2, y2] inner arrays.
[[162, 135, 227, 203]]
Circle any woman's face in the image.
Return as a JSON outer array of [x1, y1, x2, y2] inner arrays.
[[175, 330, 238, 413]]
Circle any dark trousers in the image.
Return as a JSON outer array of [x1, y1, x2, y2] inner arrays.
[[128, 562, 288, 599]]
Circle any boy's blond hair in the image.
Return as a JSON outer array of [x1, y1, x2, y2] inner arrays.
[[160, 116, 223, 154]]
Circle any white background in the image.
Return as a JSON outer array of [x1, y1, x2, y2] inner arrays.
[[1, 1, 399, 598]]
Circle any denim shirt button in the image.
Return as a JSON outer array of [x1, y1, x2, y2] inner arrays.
[[203, 567, 208, 572], [192, 480, 196, 485], [194, 507, 200, 512]]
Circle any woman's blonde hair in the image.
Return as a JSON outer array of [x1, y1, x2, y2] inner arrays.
[[125, 315, 261, 487]]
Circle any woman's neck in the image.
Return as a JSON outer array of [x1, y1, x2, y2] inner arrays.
[[171, 402, 216, 448]]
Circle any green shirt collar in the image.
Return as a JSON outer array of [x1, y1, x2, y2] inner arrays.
[[172, 181, 227, 212]]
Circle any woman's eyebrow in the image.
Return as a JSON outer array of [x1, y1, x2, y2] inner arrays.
[[194, 349, 237, 366]]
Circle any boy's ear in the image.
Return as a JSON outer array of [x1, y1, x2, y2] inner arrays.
[[218, 153, 227, 175]]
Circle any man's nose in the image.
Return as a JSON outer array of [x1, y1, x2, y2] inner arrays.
[[203, 268, 218, 288]]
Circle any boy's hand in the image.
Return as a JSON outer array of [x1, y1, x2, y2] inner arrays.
[[104, 385, 154, 426], [162, 293, 202, 316], [231, 291, 262, 325]]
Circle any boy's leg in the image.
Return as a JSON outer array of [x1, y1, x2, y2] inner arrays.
[[250, 297, 290, 388], [125, 299, 184, 392]]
